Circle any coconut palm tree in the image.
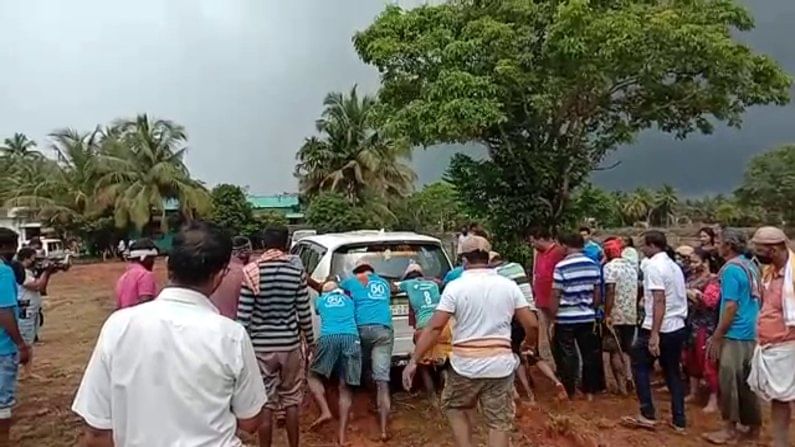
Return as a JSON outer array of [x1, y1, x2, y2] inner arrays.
[[95, 114, 211, 230], [1, 132, 41, 159], [3, 128, 105, 225], [623, 187, 655, 225], [654, 184, 679, 226], [294, 86, 416, 205]]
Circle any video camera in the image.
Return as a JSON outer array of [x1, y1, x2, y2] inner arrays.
[[32, 252, 72, 276]]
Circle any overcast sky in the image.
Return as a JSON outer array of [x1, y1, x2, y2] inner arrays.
[[1, 0, 793, 197]]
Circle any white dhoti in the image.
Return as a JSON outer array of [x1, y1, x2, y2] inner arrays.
[[748, 341, 795, 402]]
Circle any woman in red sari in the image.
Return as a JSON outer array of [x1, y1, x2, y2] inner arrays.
[[684, 247, 721, 413]]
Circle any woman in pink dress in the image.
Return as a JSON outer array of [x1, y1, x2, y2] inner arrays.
[[683, 247, 721, 413]]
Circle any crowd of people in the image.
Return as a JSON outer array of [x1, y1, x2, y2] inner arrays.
[[0, 220, 794, 447]]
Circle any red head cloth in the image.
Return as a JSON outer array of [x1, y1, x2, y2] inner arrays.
[[603, 239, 624, 260]]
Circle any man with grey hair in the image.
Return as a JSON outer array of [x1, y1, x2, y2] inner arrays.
[[747, 226, 795, 447], [704, 228, 762, 444]]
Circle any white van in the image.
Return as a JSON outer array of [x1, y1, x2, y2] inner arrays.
[[290, 229, 317, 249], [290, 230, 453, 367]]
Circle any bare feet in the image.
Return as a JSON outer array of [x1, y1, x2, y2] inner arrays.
[[309, 413, 333, 431], [702, 394, 719, 414], [554, 383, 569, 401], [702, 429, 739, 445]]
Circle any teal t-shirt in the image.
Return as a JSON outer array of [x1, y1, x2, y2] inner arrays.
[[0, 262, 19, 356], [399, 279, 441, 329], [314, 289, 358, 337], [720, 261, 759, 341], [340, 273, 393, 328], [443, 266, 464, 286]]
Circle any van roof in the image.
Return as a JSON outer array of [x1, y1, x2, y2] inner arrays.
[[300, 230, 442, 251]]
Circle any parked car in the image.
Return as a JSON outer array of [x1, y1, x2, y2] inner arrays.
[[290, 230, 453, 367]]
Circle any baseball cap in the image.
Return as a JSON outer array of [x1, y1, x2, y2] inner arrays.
[[402, 262, 424, 279], [459, 235, 491, 254], [751, 226, 788, 245], [352, 259, 375, 274]]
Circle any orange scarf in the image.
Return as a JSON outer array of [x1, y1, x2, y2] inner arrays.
[[242, 249, 289, 295]]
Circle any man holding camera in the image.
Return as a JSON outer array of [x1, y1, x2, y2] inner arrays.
[[0, 228, 31, 446], [15, 248, 52, 377]]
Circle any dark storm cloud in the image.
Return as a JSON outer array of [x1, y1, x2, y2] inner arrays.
[[414, 0, 795, 195], [0, 0, 792, 196]]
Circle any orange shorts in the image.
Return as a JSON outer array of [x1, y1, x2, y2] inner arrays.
[[414, 321, 453, 366]]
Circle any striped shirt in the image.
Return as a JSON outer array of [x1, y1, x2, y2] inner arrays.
[[494, 262, 536, 309], [237, 258, 314, 352], [552, 253, 601, 324]]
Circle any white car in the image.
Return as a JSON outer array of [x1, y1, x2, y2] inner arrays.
[[290, 230, 453, 367], [290, 229, 317, 249]]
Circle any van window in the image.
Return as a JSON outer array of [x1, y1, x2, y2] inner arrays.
[[293, 242, 325, 276], [331, 242, 450, 281]]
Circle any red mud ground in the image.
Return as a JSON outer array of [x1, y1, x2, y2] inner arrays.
[[13, 261, 793, 446]]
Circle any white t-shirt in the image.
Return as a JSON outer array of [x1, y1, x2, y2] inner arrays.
[[72, 287, 266, 447], [17, 269, 42, 310], [436, 269, 528, 379], [642, 252, 688, 333]]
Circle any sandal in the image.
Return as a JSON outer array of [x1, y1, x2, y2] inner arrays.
[[620, 416, 657, 431], [668, 422, 686, 435]]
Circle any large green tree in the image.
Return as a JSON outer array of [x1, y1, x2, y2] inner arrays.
[[2, 129, 122, 254], [570, 183, 624, 228], [354, 0, 790, 240], [392, 181, 469, 233], [736, 145, 795, 224], [208, 184, 257, 236], [95, 114, 211, 230], [294, 86, 416, 205], [305, 192, 374, 233]]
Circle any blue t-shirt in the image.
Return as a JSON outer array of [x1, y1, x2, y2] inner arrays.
[[399, 279, 441, 329], [443, 266, 464, 286], [720, 261, 759, 341], [0, 262, 20, 356], [340, 274, 392, 328], [314, 289, 358, 337]]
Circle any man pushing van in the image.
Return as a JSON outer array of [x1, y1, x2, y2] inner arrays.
[[339, 260, 394, 441]]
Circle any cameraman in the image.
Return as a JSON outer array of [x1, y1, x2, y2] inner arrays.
[[0, 228, 30, 446], [25, 238, 50, 341], [16, 248, 51, 353]]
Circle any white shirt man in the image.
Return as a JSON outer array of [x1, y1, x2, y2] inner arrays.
[[642, 251, 688, 333], [404, 235, 537, 444], [437, 268, 529, 378], [72, 287, 266, 447]]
